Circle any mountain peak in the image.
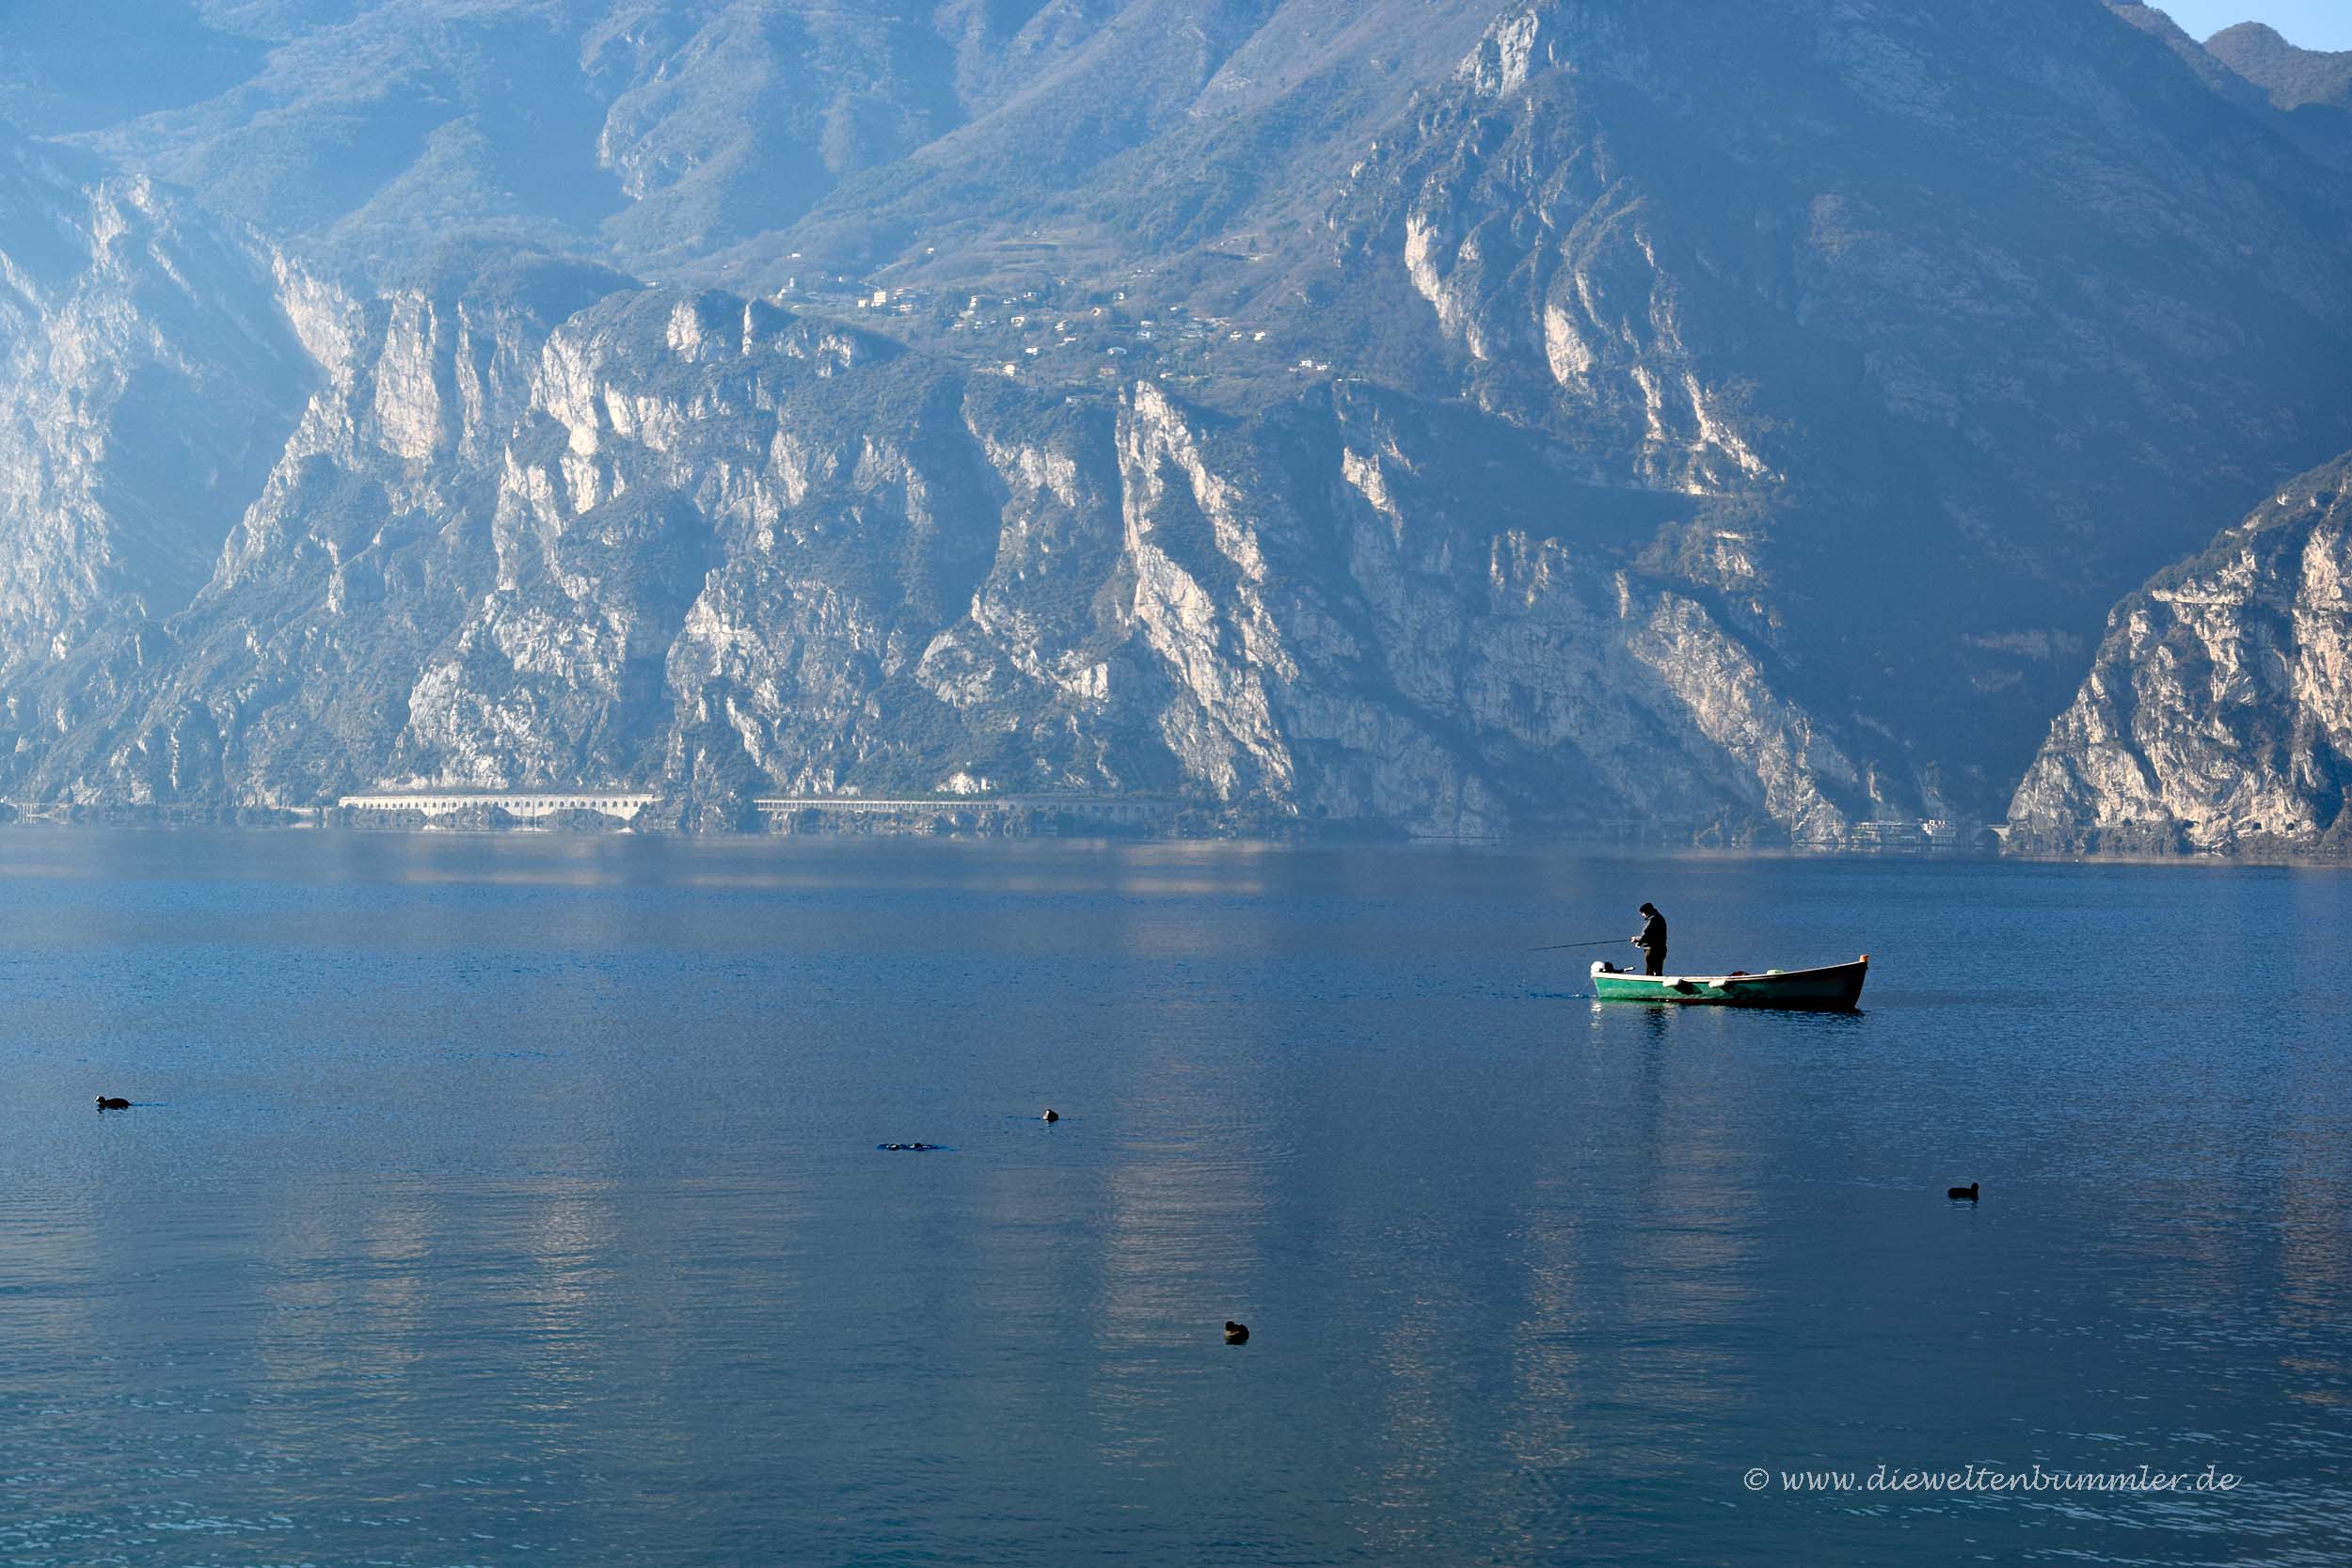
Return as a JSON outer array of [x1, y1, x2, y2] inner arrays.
[[2204, 19, 2352, 109]]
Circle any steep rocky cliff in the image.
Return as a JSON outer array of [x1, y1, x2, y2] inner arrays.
[[2008, 453, 2352, 857], [0, 124, 308, 680], [2, 0, 2349, 840], [10, 277, 1870, 838], [1328, 0, 2352, 816]]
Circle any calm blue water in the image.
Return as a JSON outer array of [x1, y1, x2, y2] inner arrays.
[[0, 830, 2345, 1566]]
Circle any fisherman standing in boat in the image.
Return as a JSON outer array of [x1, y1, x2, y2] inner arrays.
[[1631, 902, 1668, 976]]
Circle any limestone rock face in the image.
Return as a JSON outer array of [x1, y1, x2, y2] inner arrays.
[[0, 128, 308, 679], [2008, 454, 2352, 856], [3, 246, 626, 810], [1, 1, 2349, 842], [1333, 0, 2352, 814], [10, 277, 1871, 837]]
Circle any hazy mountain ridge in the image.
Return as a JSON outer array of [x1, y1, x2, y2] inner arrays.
[[2107, 4, 2352, 168], [1, 0, 2349, 843], [10, 0, 1501, 291], [2204, 22, 2352, 112]]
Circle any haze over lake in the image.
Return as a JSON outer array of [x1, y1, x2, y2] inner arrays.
[[7, 0, 2352, 1559], [1, 832, 2344, 1565]]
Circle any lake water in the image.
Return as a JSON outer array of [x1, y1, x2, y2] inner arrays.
[[0, 830, 2345, 1566]]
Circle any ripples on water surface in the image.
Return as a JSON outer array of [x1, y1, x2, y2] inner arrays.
[[0, 831, 2345, 1565]]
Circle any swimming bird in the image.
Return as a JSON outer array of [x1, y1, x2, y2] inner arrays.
[[94, 1097, 131, 1110], [1041, 1108, 1060, 1122], [1947, 1182, 1979, 1201], [1223, 1321, 1248, 1344]]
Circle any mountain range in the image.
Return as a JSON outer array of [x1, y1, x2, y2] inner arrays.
[[1, 0, 2348, 849]]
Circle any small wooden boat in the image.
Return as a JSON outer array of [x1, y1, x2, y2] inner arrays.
[[1589, 955, 1868, 1011]]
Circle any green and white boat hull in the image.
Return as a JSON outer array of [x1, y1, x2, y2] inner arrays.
[[1589, 956, 1869, 1011]]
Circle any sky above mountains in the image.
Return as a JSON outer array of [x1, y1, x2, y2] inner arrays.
[[2160, 3, 2352, 49]]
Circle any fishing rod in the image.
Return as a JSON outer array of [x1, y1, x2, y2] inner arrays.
[[1528, 938, 1629, 952]]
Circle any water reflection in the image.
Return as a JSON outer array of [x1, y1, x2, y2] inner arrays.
[[0, 832, 2345, 1565]]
